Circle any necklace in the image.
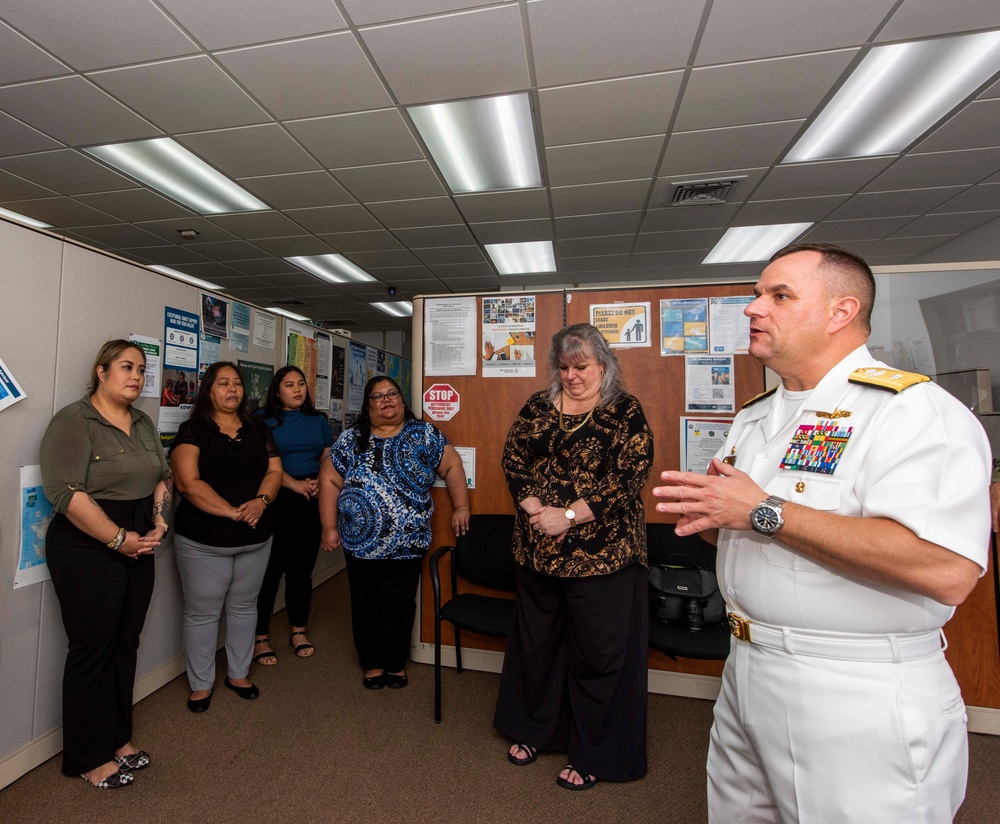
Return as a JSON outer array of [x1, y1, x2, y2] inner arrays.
[[558, 395, 594, 434]]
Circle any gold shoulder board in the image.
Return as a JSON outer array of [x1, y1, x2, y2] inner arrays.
[[741, 387, 777, 409], [848, 366, 930, 393]]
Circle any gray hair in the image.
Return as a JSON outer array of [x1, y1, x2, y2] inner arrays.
[[546, 323, 626, 407]]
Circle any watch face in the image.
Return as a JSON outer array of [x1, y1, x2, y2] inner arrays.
[[565, 508, 576, 520], [752, 505, 780, 535]]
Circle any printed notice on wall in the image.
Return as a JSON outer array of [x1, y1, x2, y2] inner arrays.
[[708, 296, 754, 354], [253, 310, 276, 349], [661, 298, 708, 356], [590, 302, 651, 347], [0, 354, 27, 413], [15, 465, 53, 588], [483, 295, 536, 377], [685, 355, 736, 414], [680, 417, 734, 474], [425, 296, 477, 376], [432, 446, 476, 489], [129, 334, 162, 399]]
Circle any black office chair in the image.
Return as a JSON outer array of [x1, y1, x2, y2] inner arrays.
[[647, 523, 731, 661], [429, 513, 517, 724]]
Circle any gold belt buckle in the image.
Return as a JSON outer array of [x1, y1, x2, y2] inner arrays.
[[728, 613, 752, 642]]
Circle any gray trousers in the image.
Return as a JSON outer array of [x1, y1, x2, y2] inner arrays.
[[174, 534, 272, 691]]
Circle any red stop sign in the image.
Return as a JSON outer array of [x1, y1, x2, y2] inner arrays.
[[423, 383, 460, 421]]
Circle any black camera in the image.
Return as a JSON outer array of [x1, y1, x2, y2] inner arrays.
[[387, 286, 397, 296], [684, 598, 705, 632]]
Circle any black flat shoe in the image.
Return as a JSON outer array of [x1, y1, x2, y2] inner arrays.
[[224, 677, 260, 700], [81, 768, 133, 789], [187, 692, 212, 713], [115, 751, 150, 770], [363, 673, 386, 690], [385, 672, 408, 689]]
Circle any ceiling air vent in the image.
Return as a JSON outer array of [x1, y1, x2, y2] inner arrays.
[[669, 177, 745, 207]]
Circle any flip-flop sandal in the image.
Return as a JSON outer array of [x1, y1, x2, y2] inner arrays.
[[290, 631, 315, 657], [253, 638, 278, 665], [556, 766, 598, 791], [507, 743, 538, 766]]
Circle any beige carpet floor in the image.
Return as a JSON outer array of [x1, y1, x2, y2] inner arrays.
[[2, 571, 998, 823]]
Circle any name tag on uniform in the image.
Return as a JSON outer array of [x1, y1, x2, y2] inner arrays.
[[780, 424, 852, 475]]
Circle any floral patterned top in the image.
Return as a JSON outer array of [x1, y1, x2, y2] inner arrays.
[[329, 418, 448, 560], [503, 390, 653, 578]]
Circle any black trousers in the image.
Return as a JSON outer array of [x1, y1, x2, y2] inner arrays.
[[343, 553, 423, 673], [256, 485, 322, 634], [46, 503, 155, 776], [494, 563, 649, 782]]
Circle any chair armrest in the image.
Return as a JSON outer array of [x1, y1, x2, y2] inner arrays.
[[429, 545, 455, 614]]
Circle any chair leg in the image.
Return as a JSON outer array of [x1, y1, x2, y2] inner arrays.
[[455, 627, 463, 674], [434, 616, 442, 724]]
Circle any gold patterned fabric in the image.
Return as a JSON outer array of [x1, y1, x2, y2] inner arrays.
[[502, 391, 653, 578]]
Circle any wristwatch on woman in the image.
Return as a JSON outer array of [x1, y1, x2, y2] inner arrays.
[[257, 493, 272, 506], [564, 507, 577, 528]]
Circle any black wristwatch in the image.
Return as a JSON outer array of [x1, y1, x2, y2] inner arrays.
[[750, 496, 785, 537]]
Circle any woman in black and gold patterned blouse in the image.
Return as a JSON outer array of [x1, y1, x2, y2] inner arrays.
[[494, 323, 653, 792]]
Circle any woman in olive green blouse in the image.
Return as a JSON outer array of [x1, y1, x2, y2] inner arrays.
[[40, 340, 171, 790]]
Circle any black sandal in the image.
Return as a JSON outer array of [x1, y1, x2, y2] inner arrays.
[[556, 766, 598, 791], [290, 631, 315, 657], [252, 637, 277, 665], [507, 743, 538, 766]]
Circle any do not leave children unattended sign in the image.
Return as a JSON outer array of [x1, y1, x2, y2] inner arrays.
[[423, 383, 460, 421]]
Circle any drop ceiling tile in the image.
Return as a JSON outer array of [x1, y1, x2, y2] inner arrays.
[[412, 245, 486, 265], [876, 0, 1000, 42], [980, 77, 1000, 101], [471, 218, 552, 243], [546, 135, 664, 187], [209, 210, 305, 238], [318, 230, 404, 253], [0, 0, 197, 71], [557, 235, 634, 256], [0, 77, 161, 146], [554, 211, 642, 239], [528, 0, 703, 86], [429, 262, 498, 280], [661, 120, 805, 177], [862, 235, 955, 258], [558, 254, 631, 273], [0, 196, 115, 227], [867, 148, 1000, 193], [392, 224, 476, 247], [0, 149, 138, 194], [695, 0, 894, 65], [640, 204, 740, 232], [343, 0, 496, 26], [916, 99, 1000, 154], [755, 158, 893, 200], [677, 51, 857, 132], [931, 184, 1000, 214], [800, 216, 914, 242], [217, 32, 392, 119], [156, 261, 246, 280], [178, 124, 320, 178], [890, 211, 1000, 238], [359, 6, 529, 105], [134, 217, 239, 244], [0, 168, 53, 200], [389, 279, 447, 296], [89, 56, 269, 134], [0, 111, 63, 157], [76, 189, 195, 222], [540, 73, 682, 145], [348, 249, 421, 268], [365, 197, 461, 228], [353, 265, 431, 281], [286, 109, 424, 169], [629, 249, 707, 269], [225, 258, 299, 276], [735, 195, 848, 226], [236, 172, 354, 210], [0, 21, 68, 84], [125, 245, 212, 265], [830, 187, 967, 220], [253, 234, 337, 257], [550, 179, 651, 216], [634, 229, 721, 253], [455, 189, 550, 223], [257, 271, 329, 288], [649, 167, 767, 209], [283, 204, 382, 233], [336, 161, 445, 204], [65, 223, 165, 248], [160, 0, 347, 50], [183, 240, 269, 261]]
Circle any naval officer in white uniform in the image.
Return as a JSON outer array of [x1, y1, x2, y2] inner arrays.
[[653, 243, 992, 824]]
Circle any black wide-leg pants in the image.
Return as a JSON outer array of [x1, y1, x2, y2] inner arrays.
[[494, 562, 649, 782]]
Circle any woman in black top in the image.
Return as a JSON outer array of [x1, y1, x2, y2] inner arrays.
[[170, 362, 282, 712]]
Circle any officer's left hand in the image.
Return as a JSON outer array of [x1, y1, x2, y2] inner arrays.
[[653, 459, 766, 536]]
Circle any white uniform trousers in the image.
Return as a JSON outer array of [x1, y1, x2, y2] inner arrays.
[[707, 635, 969, 823]]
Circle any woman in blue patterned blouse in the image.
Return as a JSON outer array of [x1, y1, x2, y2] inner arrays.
[[319, 376, 470, 690]]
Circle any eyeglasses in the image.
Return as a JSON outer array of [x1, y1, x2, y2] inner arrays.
[[370, 390, 401, 402]]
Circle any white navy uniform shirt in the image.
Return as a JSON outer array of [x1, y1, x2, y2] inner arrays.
[[716, 345, 991, 635]]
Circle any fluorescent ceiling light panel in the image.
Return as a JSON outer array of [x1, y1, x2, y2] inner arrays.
[[85, 138, 268, 214], [285, 254, 376, 284], [0, 206, 51, 229], [267, 307, 311, 322], [408, 92, 542, 193], [703, 223, 812, 264], [485, 241, 556, 275], [785, 31, 1000, 162], [371, 301, 413, 318], [150, 264, 221, 290]]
